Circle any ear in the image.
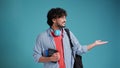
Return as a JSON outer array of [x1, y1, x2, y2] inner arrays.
[[52, 18, 56, 23]]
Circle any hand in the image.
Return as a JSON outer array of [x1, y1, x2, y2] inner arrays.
[[94, 40, 108, 46], [87, 40, 108, 51], [50, 52, 60, 62]]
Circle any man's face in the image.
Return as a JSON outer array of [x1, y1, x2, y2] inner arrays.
[[53, 16, 66, 28]]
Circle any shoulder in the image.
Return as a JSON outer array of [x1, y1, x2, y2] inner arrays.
[[36, 29, 50, 41], [64, 28, 74, 36]]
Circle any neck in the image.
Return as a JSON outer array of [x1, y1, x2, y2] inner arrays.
[[51, 25, 60, 31]]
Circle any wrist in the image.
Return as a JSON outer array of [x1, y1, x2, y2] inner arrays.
[[92, 43, 96, 47], [48, 57, 52, 62]]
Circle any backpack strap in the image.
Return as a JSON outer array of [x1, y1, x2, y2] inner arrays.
[[64, 28, 75, 58], [64, 28, 73, 48]]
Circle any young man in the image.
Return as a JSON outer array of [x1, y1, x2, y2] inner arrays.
[[33, 8, 108, 68]]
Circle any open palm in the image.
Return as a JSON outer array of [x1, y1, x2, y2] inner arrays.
[[94, 40, 108, 46]]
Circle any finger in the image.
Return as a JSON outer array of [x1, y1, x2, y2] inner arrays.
[[100, 41, 108, 44], [103, 41, 108, 43], [52, 53, 57, 57], [97, 40, 101, 41]]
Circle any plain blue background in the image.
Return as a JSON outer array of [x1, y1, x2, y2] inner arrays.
[[0, 0, 120, 68]]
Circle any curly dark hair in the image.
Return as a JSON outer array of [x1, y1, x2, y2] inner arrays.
[[47, 8, 67, 27]]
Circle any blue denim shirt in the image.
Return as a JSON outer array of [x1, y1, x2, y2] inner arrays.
[[33, 28, 88, 68]]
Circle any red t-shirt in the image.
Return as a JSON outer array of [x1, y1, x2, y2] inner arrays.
[[51, 32, 66, 68]]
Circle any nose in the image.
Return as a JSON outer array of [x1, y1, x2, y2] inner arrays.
[[64, 18, 66, 22]]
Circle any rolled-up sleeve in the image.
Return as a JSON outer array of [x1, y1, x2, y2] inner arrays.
[[33, 35, 42, 62], [77, 45, 88, 55]]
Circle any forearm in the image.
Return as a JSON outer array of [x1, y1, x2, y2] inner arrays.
[[39, 56, 51, 63], [38, 53, 60, 63], [87, 43, 96, 51]]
